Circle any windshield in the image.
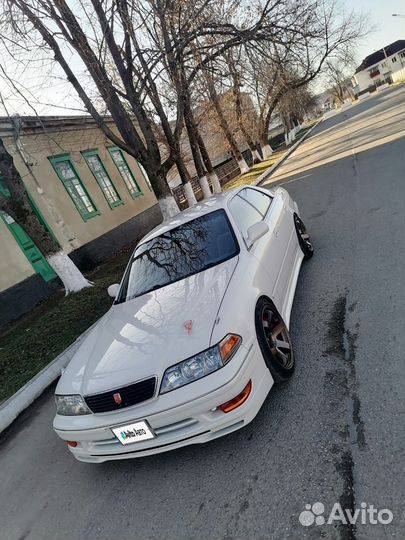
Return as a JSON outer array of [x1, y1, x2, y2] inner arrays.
[[116, 209, 239, 303]]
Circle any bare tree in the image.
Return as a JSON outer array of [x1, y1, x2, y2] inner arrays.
[[325, 53, 357, 105], [1, 0, 186, 218], [225, 49, 262, 164], [277, 85, 314, 145], [201, 65, 250, 174], [244, 1, 368, 158], [0, 0, 368, 216]]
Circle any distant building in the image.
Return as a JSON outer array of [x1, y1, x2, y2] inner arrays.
[[352, 40, 405, 96], [0, 115, 161, 327]]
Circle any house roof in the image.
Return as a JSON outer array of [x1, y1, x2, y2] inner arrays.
[[0, 114, 109, 137], [355, 40, 405, 73]]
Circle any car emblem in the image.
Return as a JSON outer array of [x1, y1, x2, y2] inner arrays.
[[184, 320, 193, 334], [113, 392, 122, 405]]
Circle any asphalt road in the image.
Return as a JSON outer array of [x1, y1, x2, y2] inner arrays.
[[1, 86, 404, 540]]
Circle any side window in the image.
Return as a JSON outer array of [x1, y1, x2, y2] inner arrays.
[[82, 150, 123, 209], [108, 147, 142, 198], [228, 194, 262, 237], [49, 155, 99, 221], [239, 188, 272, 217]]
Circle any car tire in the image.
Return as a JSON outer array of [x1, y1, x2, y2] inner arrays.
[[294, 213, 314, 260], [255, 298, 295, 383]]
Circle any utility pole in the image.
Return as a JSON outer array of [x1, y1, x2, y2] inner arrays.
[[382, 47, 390, 81]]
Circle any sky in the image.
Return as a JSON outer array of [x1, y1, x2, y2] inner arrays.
[[0, 0, 403, 116], [344, 0, 405, 62]]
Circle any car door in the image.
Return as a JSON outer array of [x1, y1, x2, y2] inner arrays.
[[240, 187, 294, 306], [228, 188, 284, 308], [265, 189, 295, 304]]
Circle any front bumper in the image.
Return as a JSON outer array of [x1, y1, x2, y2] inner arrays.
[[54, 340, 273, 463]]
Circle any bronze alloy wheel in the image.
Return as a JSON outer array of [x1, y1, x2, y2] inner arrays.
[[255, 298, 295, 382], [261, 305, 294, 370]]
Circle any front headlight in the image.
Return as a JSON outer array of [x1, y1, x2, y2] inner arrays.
[[160, 334, 242, 394], [55, 394, 91, 415]]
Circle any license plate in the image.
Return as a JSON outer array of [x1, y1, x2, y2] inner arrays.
[[112, 421, 155, 445]]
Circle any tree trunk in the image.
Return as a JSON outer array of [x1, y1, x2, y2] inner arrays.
[[260, 134, 274, 159], [47, 251, 94, 293], [242, 132, 263, 164], [176, 159, 197, 206], [199, 175, 212, 199], [158, 196, 180, 220], [209, 172, 222, 194], [153, 176, 179, 220], [227, 56, 262, 166], [146, 163, 180, 220], [183, 181, 197, 206], [251, 148, 262, 163], [205, 76, 249, 174], [183, 94, 212, 199], [193, 126, 222, 194]]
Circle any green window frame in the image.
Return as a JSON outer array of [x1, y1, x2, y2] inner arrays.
[[108, 147, 143, 198], [82, 149, 123, 209], [49, 154, 99, 221]]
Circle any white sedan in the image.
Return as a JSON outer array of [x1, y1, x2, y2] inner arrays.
[[54, 185, 313, 462]]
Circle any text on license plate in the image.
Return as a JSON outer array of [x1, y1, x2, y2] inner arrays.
[[112, 421, 155, 445]]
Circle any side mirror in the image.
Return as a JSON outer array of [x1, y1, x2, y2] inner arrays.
[[246, 221, 269, 248], [107, 283, 120, 298]]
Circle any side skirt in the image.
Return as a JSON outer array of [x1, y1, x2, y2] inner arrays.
[[281, 246, 304, 329]]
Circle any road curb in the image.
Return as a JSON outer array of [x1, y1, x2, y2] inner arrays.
[[0, 322, 96, 434], [254, 120, 322, 187]]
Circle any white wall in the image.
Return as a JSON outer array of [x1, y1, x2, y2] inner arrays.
[[354, 50, 405, 93]]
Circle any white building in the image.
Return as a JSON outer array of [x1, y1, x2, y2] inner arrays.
[[352, 40, 405, 96]]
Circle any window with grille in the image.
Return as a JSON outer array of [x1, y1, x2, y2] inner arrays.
[[49, 155, 99, 220], [108, 147, 142, 198], [83, 150, 122, 209]]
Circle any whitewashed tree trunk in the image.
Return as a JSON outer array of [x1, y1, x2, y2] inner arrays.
[[237, 158, 249, 174], [284, 132, 289, 146], [47, 251, 93, 294], [261, 144, 273, 159], [158, 196, 180, 220], [209, 172, 222, 194], [252, 149, 262, 163], [199, 175, 212, 199], [184, 182, 197, 206]]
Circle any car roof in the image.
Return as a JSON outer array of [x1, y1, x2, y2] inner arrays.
[[140, 187, 242, 245]]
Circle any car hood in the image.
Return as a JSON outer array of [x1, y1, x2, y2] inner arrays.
[[57, 256, 238, 396]]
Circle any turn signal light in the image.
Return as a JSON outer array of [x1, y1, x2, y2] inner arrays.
[[218, 380, 252, 413], [219, 334, 242, 363], [67, 441, 78, 448]]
